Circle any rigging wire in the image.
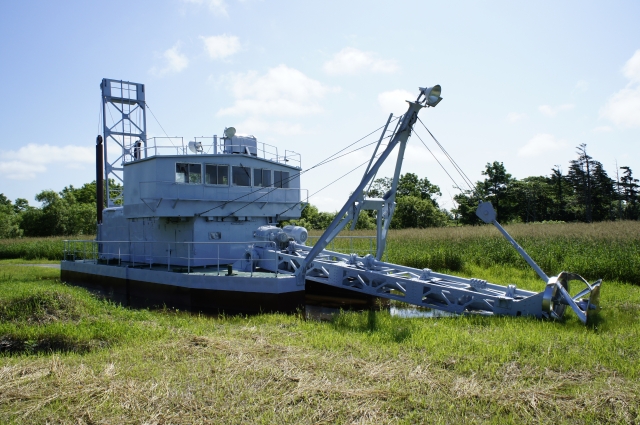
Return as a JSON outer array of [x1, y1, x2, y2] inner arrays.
[[364, 113, 401, 196], [417, 117, 481, 198], [227, 149, 385, 219], [195, 131, 392, 216], [145, 102, 177, 147], [413, 131, 467, 193], [276, 151, 386, 217], [227, 116, 403, 218], [304, 116, 399, 173], [213, 139, 390, 218]]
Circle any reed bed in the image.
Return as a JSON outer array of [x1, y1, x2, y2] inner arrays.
[[311, 221, 640, 284], [1, 220, 639, 283], [0, 236, 70, 261]]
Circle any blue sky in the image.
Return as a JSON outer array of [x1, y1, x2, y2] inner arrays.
[[1, 0, 639, 213]]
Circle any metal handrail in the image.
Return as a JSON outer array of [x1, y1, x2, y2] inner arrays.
[[126, 137, 302, 168], [62, 239, 280, 277], [306, 235, 377, 257]]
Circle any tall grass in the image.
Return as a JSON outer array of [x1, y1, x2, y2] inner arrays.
[[0, 236, 73, 261], [0, 265, 159, 354], [312, 221, 640, 283], [2, 220, 639, 283], [0, 263, 639, 423]]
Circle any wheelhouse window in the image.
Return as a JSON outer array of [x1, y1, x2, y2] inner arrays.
[[253, 168, 272, 187], [205, 164, 229, 185], [176, 163, 201, 184], [274, 170, 290, 188], [232, 165, 251, 186]]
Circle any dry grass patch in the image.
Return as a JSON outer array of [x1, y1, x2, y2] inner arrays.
[[1, 323, 639, 424]]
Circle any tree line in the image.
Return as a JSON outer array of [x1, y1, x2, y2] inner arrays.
[[293, 144, 639, 229], [0, 181, 122, 239], [0, 143, 637, 238], [453, 144, 639, 225]]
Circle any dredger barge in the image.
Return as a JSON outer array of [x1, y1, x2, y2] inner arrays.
[[61, 79, 601, 323]]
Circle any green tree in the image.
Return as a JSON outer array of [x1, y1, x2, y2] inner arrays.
[[452, 189, 483, 225], [0, 194, 22, 238], [619, 166, 639, 220], [567, 144, 615, 222], [21, 189, 96, 237], [480, 161, 514, 221], [391, 196, 448, 228], [366, 173, 448, 228], [549, 166, 576, 221], [368, 173, 442, 207], [13, 198, 31, 214], [285, 204, 339, 230], [60, 181, 101, 205], [510, 176, 555, 223]]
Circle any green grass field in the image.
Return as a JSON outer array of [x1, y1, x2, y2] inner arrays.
[[1, 223, 639, 423], [312, 220, 640, 284]]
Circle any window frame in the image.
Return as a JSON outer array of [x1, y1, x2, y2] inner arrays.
[[204, 163, 229, 186], [232, 165, 252, 187], [274, 170, 290, 188], [253, 168, 272, 187], [175, 162, 202, 184]]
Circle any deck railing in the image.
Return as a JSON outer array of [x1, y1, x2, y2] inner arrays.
[[126, 137, 301, 168], [306, 235, 379, 258], [62, 240, 280, 277]]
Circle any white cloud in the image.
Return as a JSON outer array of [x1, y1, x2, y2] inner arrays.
[[622, 49, 640, 82], [574, 80, 589, 92], [377, 89, 414, 114], [0, 144, 94, 181], [324, 47, 399, 76], [592, 125, 613, 132], [217, 65, 334, 117], [600, 50, 640, 128], [507, 112, 527, 122], [232, 117, 305, 136], [517, 134, 568, 157], [150, 43, 188, 77], [0, 161, 46, 180], [600, 86, 640, 127], [182, 0, 228, 17], [538, 103, 575, 117], [201, 34, 241, 59]]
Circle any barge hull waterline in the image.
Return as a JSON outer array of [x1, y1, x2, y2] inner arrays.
[[61, 261, 305, 315]]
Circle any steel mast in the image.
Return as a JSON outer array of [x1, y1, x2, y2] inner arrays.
[[100, 79, 147, 207], [294, 86, 443, 285]]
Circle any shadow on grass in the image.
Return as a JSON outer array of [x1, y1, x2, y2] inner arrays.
[[331, 309, 414, 343], [0, 336, 109, 355]]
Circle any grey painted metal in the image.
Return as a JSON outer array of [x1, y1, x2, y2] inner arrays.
[[96, 135, 104, 224], [101, 79, 147, 207], [248, 239, 601, 323], [266, 84, 598, 323], [349, 113, 393, 233], [85, 79, 602, 324], [476, 201, 549, 282], [121, 154, 304, 220], [294, 86, 442, 285]]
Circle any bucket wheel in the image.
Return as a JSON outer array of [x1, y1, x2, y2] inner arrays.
[[543, 272, 602, 324]]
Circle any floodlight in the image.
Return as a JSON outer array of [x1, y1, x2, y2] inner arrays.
[[418, 85, 442, 107]]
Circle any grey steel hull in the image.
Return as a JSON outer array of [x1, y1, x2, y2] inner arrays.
[[61, 261, 305, 315]]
